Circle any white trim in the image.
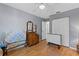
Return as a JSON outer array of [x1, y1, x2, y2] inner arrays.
[[70, 47, 77, 50]]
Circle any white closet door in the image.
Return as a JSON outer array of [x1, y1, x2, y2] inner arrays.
[[52, 17, 69, 47], [42, 22, 46, 39], [42, 21, 49, 40]]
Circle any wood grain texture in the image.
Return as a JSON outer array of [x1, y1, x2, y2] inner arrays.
[[7, 40, 79, 56], [26, 32, 39, 46]]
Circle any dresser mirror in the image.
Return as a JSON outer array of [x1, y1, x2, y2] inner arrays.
[[27, 21, 33, 32]]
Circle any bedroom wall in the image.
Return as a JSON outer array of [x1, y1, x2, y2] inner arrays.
[[69, 14, 79, 48], [50, 7, 79, 49], [0, 3, 43, 43]]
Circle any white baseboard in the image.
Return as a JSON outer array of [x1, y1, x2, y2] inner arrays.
[[70, 47, 77, 50]]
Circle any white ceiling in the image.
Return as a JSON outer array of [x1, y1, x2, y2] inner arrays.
[[4, 3, 79, 19]]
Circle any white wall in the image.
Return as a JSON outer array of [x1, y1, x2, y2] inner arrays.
[[52, 17, 69, 47], [69, 15, 79, 48]]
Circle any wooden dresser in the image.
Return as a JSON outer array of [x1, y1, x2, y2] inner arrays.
[[26, 32, 39, 46], [26, 21, 39, 47]]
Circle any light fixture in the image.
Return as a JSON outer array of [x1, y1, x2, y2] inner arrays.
[[39, 3, 46, 10], [56, 11, 61, 14]]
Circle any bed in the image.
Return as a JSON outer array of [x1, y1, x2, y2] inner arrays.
[[0, 32, 26, 56]]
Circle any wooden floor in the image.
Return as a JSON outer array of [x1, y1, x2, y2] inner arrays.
[[7, 40, 79, 56]]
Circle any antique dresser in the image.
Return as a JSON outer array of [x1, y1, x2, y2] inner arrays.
[[26, 21, 39, 46]]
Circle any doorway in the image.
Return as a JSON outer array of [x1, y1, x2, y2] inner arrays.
[[42, 21, 49, 40]]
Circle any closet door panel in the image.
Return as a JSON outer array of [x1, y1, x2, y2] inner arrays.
[[52, 17, 69, 47]]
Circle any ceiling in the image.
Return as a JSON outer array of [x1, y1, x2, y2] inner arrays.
[[4, 3, 79, 19]]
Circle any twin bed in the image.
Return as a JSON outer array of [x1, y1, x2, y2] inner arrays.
[[0, 32, 26, 56]]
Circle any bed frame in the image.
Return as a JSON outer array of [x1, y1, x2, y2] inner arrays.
[[2, 40, 26, 56]]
